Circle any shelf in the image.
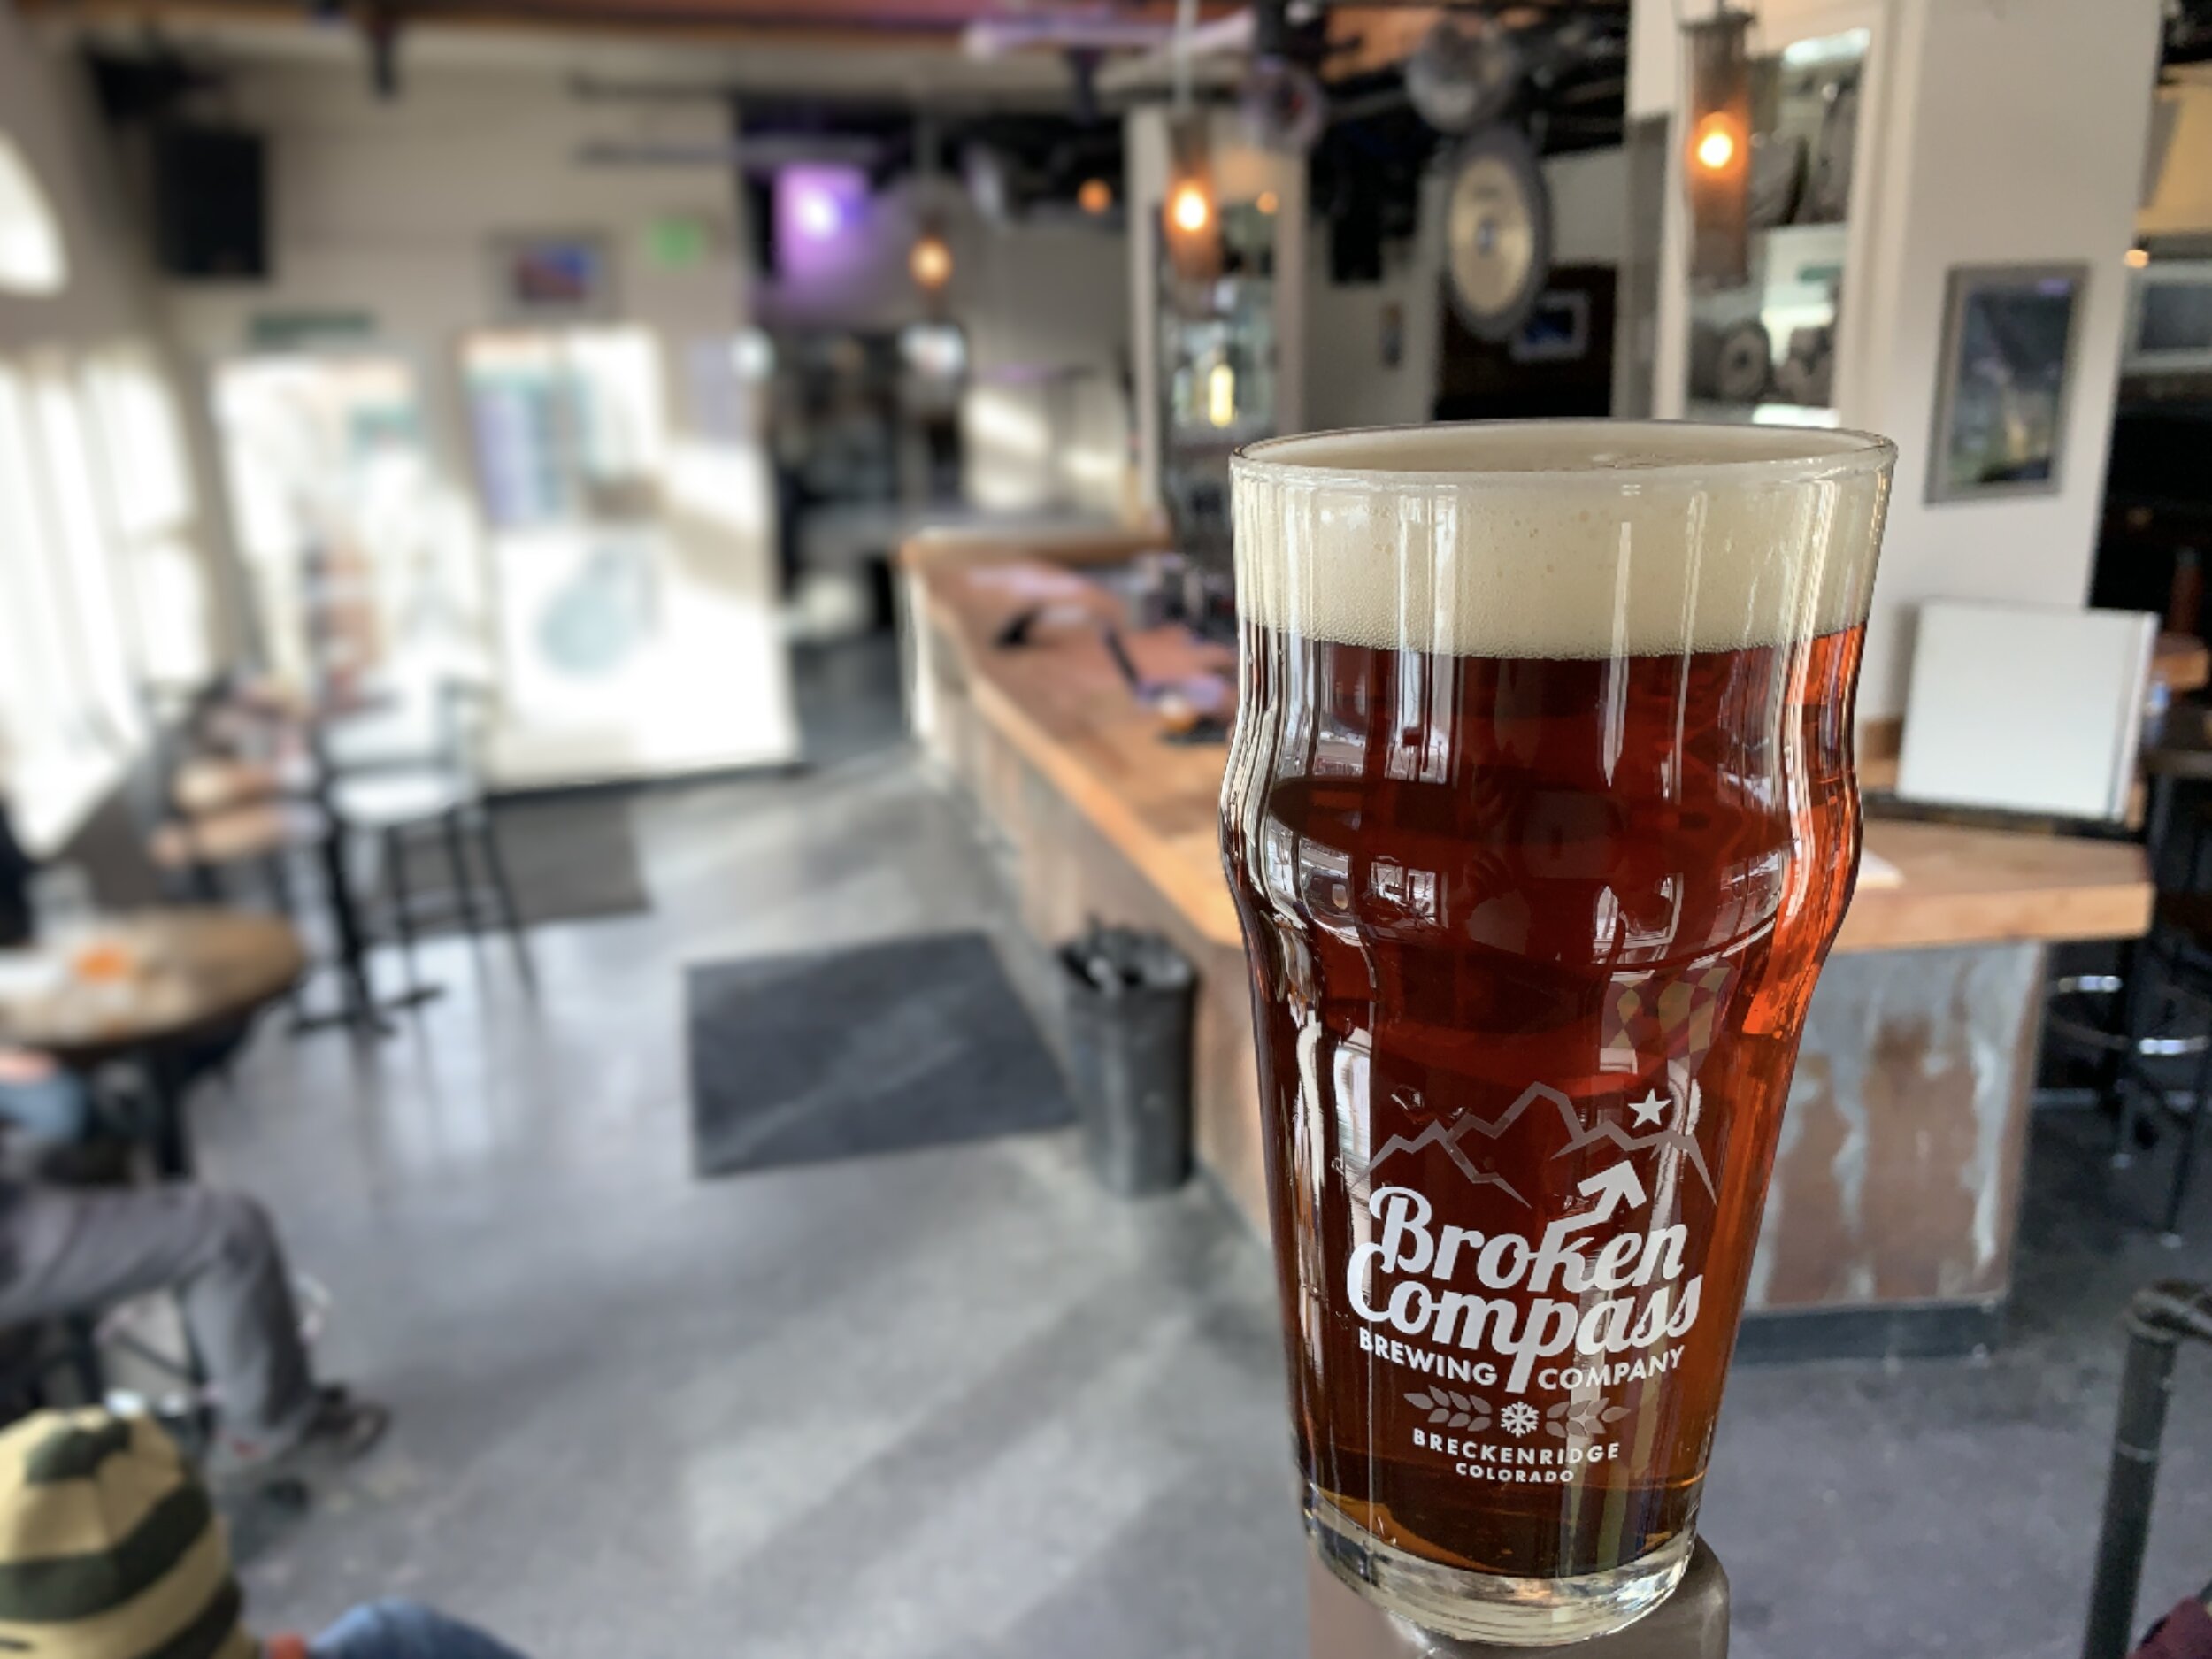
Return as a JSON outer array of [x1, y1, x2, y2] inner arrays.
[[1686, 400, 1844, 429], [1752, 220, 1849, 250], [1674, 25, 1869, 430]]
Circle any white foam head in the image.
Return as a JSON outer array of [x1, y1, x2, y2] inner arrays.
[[1230, 421, 1893, 658]]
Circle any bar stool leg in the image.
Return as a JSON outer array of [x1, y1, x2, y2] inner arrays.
[[2162, 1020, 2212, 1245], [61, 1314, 104, 1408], [320, 826, 385, 1039], [142, 1045, 192, 1181], [2113, 947, 2159, 1169], [384, 825, 425, 1000], [442, 807, 486, 949], [259, 850, 296, 920], [259, 851, 307, 1022], [2113, 1083, 2146, 1171], [474, 807, 536, 994]]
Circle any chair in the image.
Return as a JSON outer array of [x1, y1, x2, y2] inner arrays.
[[2055, 766, 2212, 1241], [144, 727, 324, 919], [147, 684, 402, 1038], [2103, 894, 2212, 1240], [143, 722, 333, 1034], [322, 678, 534, 997], [2080, 1281, 2212, 1659]]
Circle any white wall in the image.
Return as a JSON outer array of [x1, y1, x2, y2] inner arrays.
[[0, 17, 142, 355], [2139, 65, 2212, 242], [1632, 0, 2163, 721], [1548, 148, 1631, 269], [161, 60, 749, 401], [1854, 0, 2162, 720], [1302, 149, 1628, 434], [1303, 168, 1447, 434], [955, 216, 1133, 517]]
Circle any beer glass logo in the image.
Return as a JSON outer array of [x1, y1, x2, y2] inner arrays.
[[1348, 1159, 1701, 1400], [1342, 970, 1736, 1424]]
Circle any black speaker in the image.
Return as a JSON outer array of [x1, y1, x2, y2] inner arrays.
[[150, 124, 268, 280], [743, 174, 777, 282], [1330, 193, 1383, 285]]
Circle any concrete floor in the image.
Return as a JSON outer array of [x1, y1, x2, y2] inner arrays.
[[196, 640, 2212, 1657], [1707, 1107, 2212, 1659]]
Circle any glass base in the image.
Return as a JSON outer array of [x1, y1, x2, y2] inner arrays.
[[1304, 1486, 1694, 1647]]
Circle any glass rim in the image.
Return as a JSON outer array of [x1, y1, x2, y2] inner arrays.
[[1233, 418, 1897, 492]]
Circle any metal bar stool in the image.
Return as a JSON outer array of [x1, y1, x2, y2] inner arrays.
[[330, 771, 534, 996], [322, 679, 536, 999], [2051, 899, 2212, 1243], [2040, 707, 2212, 1243]]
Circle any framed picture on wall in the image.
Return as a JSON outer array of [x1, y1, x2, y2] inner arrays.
[[1927, 262, 2088, 503], [490, 233, 615, 322], [1509, 288, 1592, 364]]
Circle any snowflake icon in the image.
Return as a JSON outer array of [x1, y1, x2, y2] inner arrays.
[[1501, 1402, 1539, 1438]]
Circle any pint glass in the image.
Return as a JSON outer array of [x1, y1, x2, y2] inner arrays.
[[1220, 422, 1893, 1644]]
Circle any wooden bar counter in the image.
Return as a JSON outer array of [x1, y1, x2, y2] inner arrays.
[[902, 535, 2154, 1357]]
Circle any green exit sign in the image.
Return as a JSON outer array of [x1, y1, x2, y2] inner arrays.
[[249, 309, 376, 350], [644, 216, 710, 272]]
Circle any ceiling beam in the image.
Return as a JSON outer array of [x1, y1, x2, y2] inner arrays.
[[21, 0, 1244, 49]]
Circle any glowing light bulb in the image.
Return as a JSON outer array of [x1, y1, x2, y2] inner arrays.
[[1207, 361, 1236, 428], [1078, 178, 1113, 216], [2125, 246, 2150, 269], [1693, 114, 1739, 173], [1256, 189, 1279, 217], [1171, 180, 1211, 234], [910, 232, 952, 291]]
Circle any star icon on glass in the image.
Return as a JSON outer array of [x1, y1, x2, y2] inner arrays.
[[1627, 1089, 1670, 1128]]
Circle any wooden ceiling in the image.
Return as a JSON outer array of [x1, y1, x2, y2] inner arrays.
[[21, 0, 1245, 42], [22, 0, 1624, 55]]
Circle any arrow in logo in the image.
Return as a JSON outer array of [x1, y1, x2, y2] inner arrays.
[[1577, 1162, 1648, 1223]]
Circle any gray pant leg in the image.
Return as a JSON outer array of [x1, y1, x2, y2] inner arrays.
[[0, 1182, 316, 1442]]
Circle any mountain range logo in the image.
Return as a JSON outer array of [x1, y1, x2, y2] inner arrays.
[[1363, 1080, 1716, 1202]]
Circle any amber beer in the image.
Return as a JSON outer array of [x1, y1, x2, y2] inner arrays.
[[1221, 422, 1892, 1644]]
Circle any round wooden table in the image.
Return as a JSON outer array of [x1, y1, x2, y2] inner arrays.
[[0, 910, 305, 1175]]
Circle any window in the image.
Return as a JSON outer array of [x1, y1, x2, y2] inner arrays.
[[0, 135, 66, 296], [0, 365, 78, 759], [0, 362, 127, 849], [0, 344, 200, 851], [27, 359, 142, 749], [83, 344, 211, 688]]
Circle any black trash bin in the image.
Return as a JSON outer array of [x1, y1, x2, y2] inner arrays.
[[1058, 925, 1196, 1196]]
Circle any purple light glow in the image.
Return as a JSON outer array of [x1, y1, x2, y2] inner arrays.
[[774, 164, 871, 285], [793, 187, 841, 240]]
